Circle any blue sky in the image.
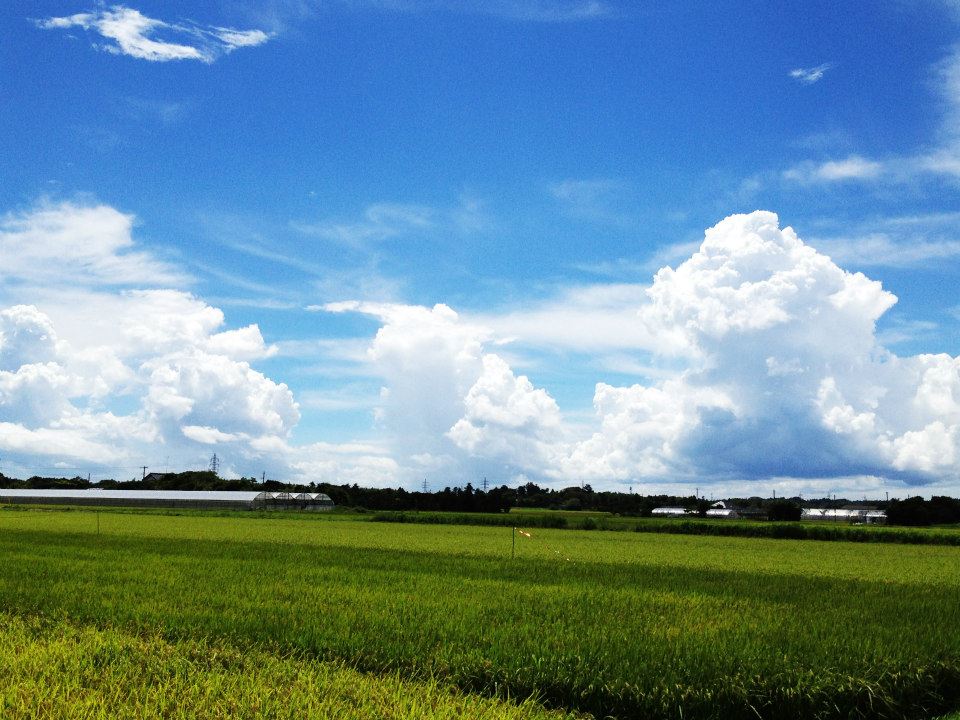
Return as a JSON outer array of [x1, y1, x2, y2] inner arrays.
[[2, 1, 960, 497]]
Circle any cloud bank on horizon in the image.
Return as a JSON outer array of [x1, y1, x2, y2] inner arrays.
[[2, 202, 958, 496]]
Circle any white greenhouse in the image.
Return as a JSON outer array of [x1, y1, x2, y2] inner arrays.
[[705, 508, 740, 519], [252, 491, 334, 511], [0, 488, 334, 512], [651, 507, 691, 518], [801, 508, 886, 524]]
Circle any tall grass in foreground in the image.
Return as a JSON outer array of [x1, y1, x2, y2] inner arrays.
[[1, 510, 959, 719], [0, 614, 575, 720]]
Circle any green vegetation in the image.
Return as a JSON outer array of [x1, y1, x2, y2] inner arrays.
[[1, 508, 959, 719], [0, 613, 574, 720], [371, 508, 960, 545]]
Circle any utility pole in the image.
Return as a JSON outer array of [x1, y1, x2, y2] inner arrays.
[[140, 466, 148, 479]]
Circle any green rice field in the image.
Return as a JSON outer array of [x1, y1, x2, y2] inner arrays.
[[0, 613, 573, 720], [2, 507, 959, 719], [372, 508, 960, 545]]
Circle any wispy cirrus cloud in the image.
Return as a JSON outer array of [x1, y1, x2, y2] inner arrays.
[[243, 0, 613, 29], [292, 194, 487, 248], [293, 203, 435, 245], [876, 318, 939, 347], [473, 0, 612, 22], [784, 41, 960, 185], [783, 155, 885, 183], [573, 240, 702, 279], [789, 62, 834, 85], [122, 97, 190, 125], [550, 178, 637, 226], [810, 233, 960, 267], [807, 212, 960, 268], [37, 6, 271, 63]]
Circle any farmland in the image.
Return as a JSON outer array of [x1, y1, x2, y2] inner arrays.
[[0, 611, 579, 720], [1, 508, 959, 719], [371, 508, 960, 545]]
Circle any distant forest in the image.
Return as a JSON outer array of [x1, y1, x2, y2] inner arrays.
[[1, 471, 958, 527]]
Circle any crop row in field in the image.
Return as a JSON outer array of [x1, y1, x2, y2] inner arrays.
[[1, 509, 959, 719], [0, 613, 574, 720], [8, 501, 960, 546], [371, 509, 960, 545]]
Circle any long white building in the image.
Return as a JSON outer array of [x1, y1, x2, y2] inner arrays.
[[0, 489, 333, 511]]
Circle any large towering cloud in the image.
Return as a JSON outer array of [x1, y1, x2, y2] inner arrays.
[[561, 212, 897, 481], [571, 212, 960, 485], [338, 211, 960, 490]]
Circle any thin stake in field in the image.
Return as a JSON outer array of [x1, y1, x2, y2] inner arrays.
[[512, 527, 532, 559]]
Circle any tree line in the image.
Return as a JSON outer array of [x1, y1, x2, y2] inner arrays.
[[1, 472, 958, 526]]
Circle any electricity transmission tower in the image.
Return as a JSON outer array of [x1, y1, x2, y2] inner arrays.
[[209, 453, 220, 475]]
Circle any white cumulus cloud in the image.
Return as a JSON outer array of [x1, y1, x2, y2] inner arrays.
[[447, 354, 564, 471], [0, 201, 300, 480], [143, 350, 299, 442]]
